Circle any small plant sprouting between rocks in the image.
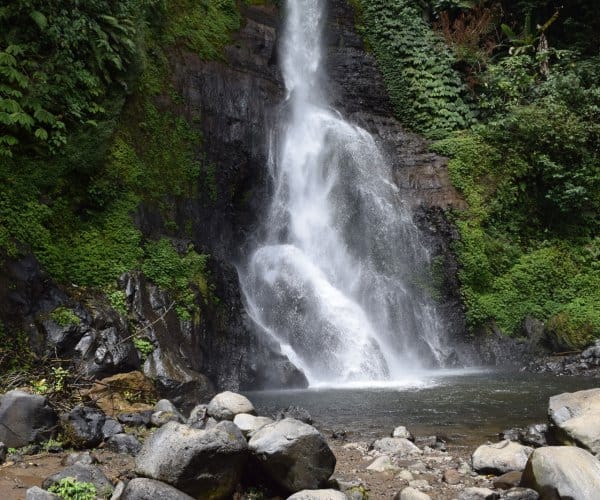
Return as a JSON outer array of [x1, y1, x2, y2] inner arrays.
[[50, 307, 81, 328], [133, 337, 155, 361], [48, 477, 96, 500], [30, 366, 70, 395]]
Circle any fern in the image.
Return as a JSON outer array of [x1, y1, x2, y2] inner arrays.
[[354, 0, 473, 138]]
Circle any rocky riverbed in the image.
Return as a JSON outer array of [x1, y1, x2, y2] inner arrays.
[[1, 376, 600, 499]]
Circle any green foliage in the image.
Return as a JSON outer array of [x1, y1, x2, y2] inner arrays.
[[164, 0, 241, 59], [0, 0, 236, 298], [49, 307, 80, 328], [48, 477, 96, 500], [354, 0, 473, 138], [419, 0, 600, 346], [133, 337, 155, 361], [142, 239, 209, 320], [106, 288, 128, 315], [0, 0, 160, 157], [30, 366, 71, 394]]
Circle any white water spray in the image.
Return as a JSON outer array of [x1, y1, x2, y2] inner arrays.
[[240, 0, 451, 386]]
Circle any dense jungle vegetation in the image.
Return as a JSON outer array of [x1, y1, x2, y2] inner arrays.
[[356, 0, 599, 348], [0, 0, 598, 353], [0, 0, 244, 321]]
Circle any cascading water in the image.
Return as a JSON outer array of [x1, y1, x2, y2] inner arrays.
[[240, 0, 452, 386]]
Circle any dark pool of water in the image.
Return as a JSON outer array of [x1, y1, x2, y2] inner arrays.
[[246, 370, 600, 443]]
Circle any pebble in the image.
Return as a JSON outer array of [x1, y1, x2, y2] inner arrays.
[[397, 470, 414, 481], [443, 468, 462, 485]]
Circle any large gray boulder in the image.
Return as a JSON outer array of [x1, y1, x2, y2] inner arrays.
[[472, 440, 533, 474], [207, 391, 255, 420], [548, 388, 600, 454], [521, 446, 600, 499], [287, 490, 348, 499], [233, 413, 273, 437], [106, 433, 142, 455], [248, 418, 336, 493], [371, 437, 421, 457], [42, 463, 114, 497], [135, 420, 248, 499], [120, 478, 195, 500], [0, 390, 58, 447]]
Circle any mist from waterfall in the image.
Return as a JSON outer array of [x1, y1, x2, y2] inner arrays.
[[240, 0, 451, 386]]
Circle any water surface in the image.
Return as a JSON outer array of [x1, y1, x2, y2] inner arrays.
[[247, 370, 600, 443]]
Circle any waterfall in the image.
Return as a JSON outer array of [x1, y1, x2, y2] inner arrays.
[[240, 0, 451, 386]]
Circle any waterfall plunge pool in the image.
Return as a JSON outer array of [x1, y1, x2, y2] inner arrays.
[[245, 370, 599, 444]]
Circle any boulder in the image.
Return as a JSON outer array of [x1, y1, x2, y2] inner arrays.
[[442, 469, 461, 485], [152, 400, 184, 425], [248, 418, 336, 493], [207, 391, 255, 420], [233, 413, 273, 437], [397, 487, 431, 500], [151, 410, 183, 427], [500, 488, 539, 500], [472, 440, 533, 474], [135, 420, 247, 499], [548, 388, 600, 454], [61, 405, 106, 448], [275, 405, 313, 424], [187, 404, 208, 427], [25, 486, 60, 500], [519, 424, 548, 448], [42, 463, 114, 497], [117, 410, 152, 427], [102, 417, 124, 439], [83, 371, 156, 416], [61, 451, 98, 466], [287, 490, 348, 500], [106, 433, 142, 455], [521, 446, 600, 499], [0, 441, 6, 464], [372, 437, 421, 457], [0, 390, 58, 447], [392, 426, 414, 441], [457, 488, 499, 500], [120, 478, 195, 500], [154, 399, 180, 414]]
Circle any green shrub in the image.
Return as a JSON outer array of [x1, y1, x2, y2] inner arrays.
[[142, 238, 209, 320], [50, 307, 80, 328], [133, 337, 155, 361], [48, 477, 96, 500]]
